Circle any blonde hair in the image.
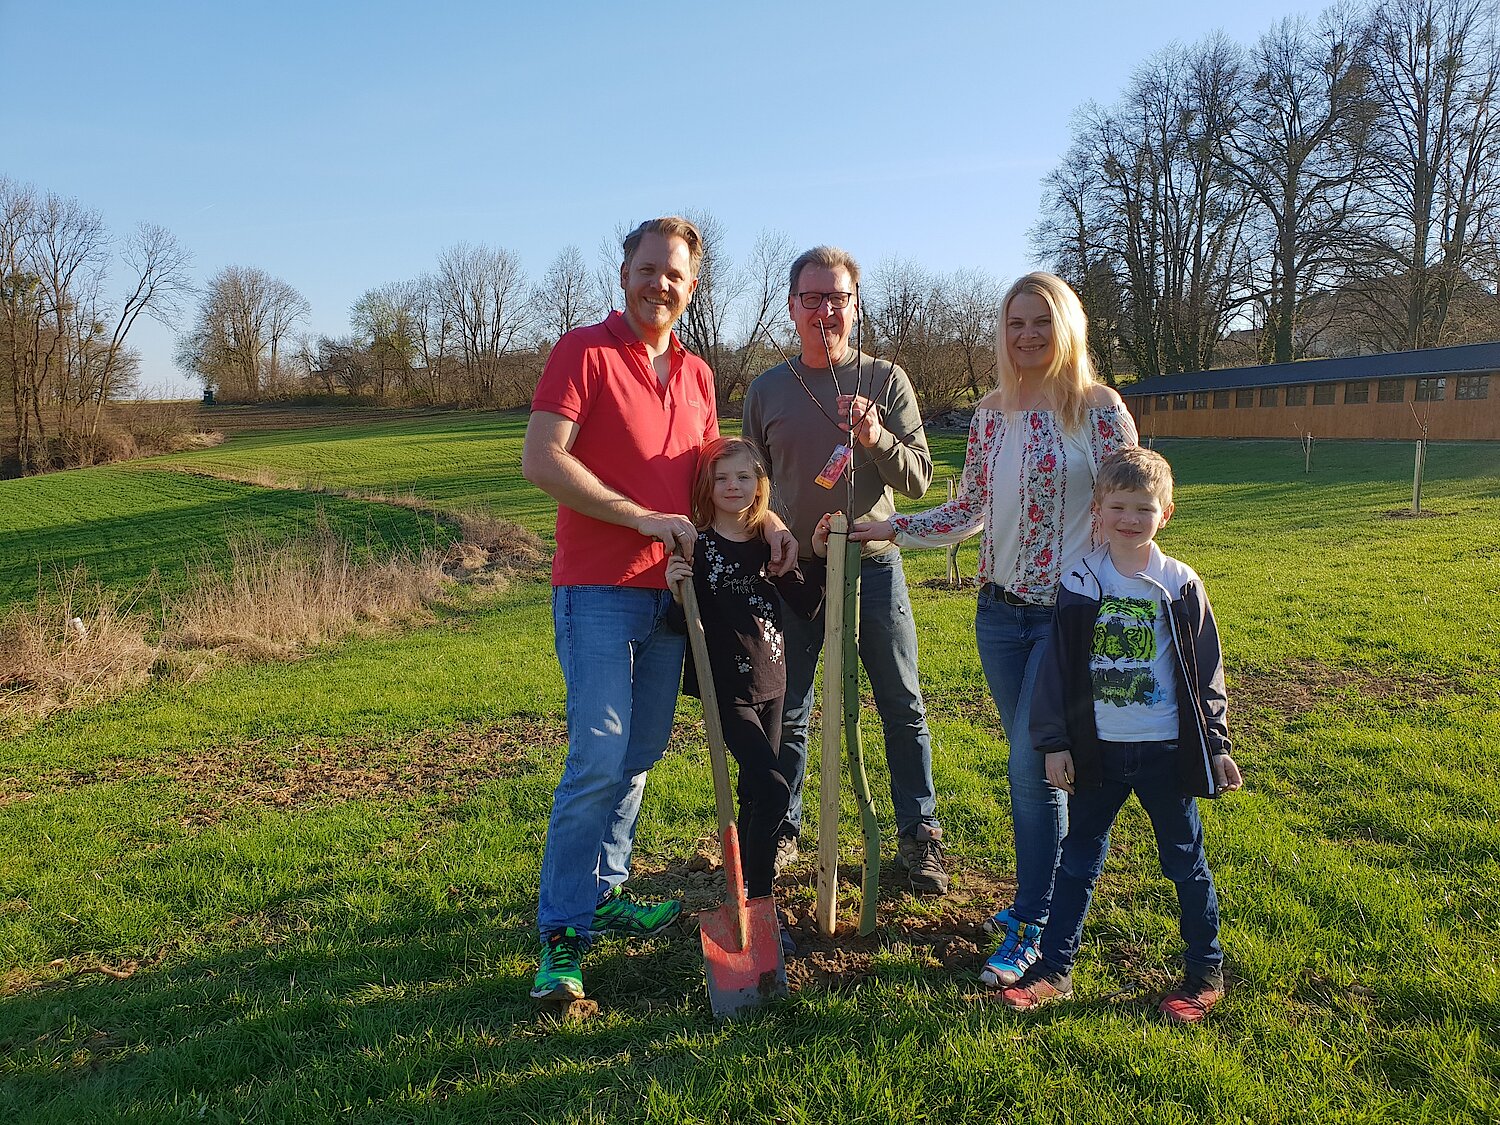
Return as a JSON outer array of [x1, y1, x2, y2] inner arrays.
[[994, 271, 1098, 432], [690, 437, 771, 533], [1094, 447, 1174, 508], [623, 216, 704, 276]]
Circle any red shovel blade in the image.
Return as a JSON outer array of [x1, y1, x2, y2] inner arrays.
[[699, 825, 788, 1019]]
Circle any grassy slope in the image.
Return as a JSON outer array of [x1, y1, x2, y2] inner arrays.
[[1, 419, 1497, 1123], [0, 466, 454, 613]]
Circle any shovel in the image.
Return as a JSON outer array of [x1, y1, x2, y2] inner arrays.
[[678, 565, 789, 1018]]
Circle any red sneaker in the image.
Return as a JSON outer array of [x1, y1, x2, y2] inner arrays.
[[998, 966, 1074, 1011], [1159, 977, 1223, 1024]]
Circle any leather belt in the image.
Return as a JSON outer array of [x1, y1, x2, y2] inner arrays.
[[982, 583, 1032, 607]]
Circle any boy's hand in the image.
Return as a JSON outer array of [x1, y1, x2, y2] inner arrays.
[[1212, 754, 1243, 793], [665, 554, 693, 603], [1045, 751, 1076, 794], [811, 512, 835, 558]]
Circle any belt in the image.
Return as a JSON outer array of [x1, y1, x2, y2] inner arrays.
[[982, 583, 1032, 607]]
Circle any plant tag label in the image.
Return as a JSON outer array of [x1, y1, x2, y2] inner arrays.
[[815, 444, 852, 489]]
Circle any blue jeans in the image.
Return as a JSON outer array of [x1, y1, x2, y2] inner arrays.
[[537, 585, 684, 940], [1039, 740, 1223, 981], [975, 590, 1064, 926], [778, 551, 939, 838]]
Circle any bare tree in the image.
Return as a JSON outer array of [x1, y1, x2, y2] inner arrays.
[[532, 244, 603, 349], [944, 267, 1003, 397], [1036, 38, 1255, 376], [675, 210, 749, 402], [1221, 10, 1376, 363], [351, 280, 422, 399], [179, 266, 310, 401], [432, 242, 532, 405], [1356, 0, 1500, 349], [0, 180, 188, 472]]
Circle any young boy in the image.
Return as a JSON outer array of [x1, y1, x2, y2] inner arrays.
[[998, 447, 1243, 1023]]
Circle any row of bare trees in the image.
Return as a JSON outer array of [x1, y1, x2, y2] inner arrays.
[[1034, 0, 1500, 377], [0, 178, 190, 474], [246, 216, 1007, 413]]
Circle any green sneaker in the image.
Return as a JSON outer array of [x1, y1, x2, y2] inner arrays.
[[592, 887, 682, 937], [531, 927, 585, 1000]]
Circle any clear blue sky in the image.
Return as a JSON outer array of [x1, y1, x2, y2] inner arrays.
[[5, 0, 1332, 396]]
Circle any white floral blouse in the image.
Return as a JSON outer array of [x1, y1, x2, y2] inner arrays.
[[890, 405, 1138, 605]]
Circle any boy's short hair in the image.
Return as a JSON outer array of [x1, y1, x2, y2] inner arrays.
[[1095, 447, 1175, 507]]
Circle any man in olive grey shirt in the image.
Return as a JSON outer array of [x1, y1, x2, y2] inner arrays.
[[741, 244, 948, 894]]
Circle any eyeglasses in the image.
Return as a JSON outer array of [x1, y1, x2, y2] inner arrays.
[[795, 291, 854, 310]]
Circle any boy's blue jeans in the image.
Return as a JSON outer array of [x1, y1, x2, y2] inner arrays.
[[537, 585, 684, 941], [1038, 739, 1223, 983]]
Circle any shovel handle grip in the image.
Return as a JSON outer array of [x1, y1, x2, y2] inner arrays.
[[678, 558, 736, 836]]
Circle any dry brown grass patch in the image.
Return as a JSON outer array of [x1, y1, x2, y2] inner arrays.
[[0, 576, 159, 725], [165, 524, 449, 656]]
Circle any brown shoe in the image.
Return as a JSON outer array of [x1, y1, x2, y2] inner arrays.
[[1159, 976, 1223, 1024], [998, 964, 1074, 1011], [895, 825, 950, 895]]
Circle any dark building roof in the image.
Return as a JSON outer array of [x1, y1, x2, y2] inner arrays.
[[1123, 341, 1500, 397]]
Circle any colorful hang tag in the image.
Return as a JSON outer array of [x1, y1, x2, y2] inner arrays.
[[815, 443, 852, 489]]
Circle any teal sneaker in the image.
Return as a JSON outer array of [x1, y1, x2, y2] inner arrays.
[[592, 887, 682, 937], [531, 927, 585, 1000], [979, 907, 1042, 987]]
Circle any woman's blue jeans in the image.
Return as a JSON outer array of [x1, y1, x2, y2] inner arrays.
[[975, 590, 1064, 926], [537, 585, 684, 940]]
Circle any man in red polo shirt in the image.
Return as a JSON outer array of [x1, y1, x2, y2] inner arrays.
[[522, 216, 792, 1002]]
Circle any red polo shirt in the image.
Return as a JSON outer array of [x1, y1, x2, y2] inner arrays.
[[532, 311, 719, 588]]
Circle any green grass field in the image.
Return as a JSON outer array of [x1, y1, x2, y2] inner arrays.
[[2, 413, 1497, 1123]]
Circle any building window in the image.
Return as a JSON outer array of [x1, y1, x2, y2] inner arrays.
[[1173, 393, 1188, 410], [1213, 390, 1230, 408], [1313, 383, 1336, 405], [1456, 375, 1489, 400], [1378, 378, 1405, 403], [1286, 385, 1308, 406], [1414, 378, 1446, 401], [1138, 395, 1151, 414], [1260, 386, 1279, 407], [1236, 388, 1255, 407], [1156, 394, 1170, 411], [1345, 381, 1369, 404], [1193, 391, 1209, 409]]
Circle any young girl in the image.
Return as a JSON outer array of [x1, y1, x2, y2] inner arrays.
[[666, 437, 828, 927]]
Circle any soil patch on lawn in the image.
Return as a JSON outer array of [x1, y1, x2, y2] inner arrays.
[[0, 715, 566, 826], [1232, 658, 1460, 720]]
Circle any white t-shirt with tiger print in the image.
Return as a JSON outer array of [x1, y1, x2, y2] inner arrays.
[[1090, 551, 1180, 743]]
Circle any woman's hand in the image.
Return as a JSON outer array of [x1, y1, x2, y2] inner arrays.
[[848, 518, 895, 543]]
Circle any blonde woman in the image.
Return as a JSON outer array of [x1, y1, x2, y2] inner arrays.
[[852, 272, 1138, 987]]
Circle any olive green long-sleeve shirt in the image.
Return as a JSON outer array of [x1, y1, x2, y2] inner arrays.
[[742, 351, 932, 558]]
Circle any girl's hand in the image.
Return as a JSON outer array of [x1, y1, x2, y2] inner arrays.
[[665, 554, 693, 602], [812, 512, 836, 558], [848, 518, 895, 543]]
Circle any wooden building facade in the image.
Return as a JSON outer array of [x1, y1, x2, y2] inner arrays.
[[1122, 342, 1500, 441]]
